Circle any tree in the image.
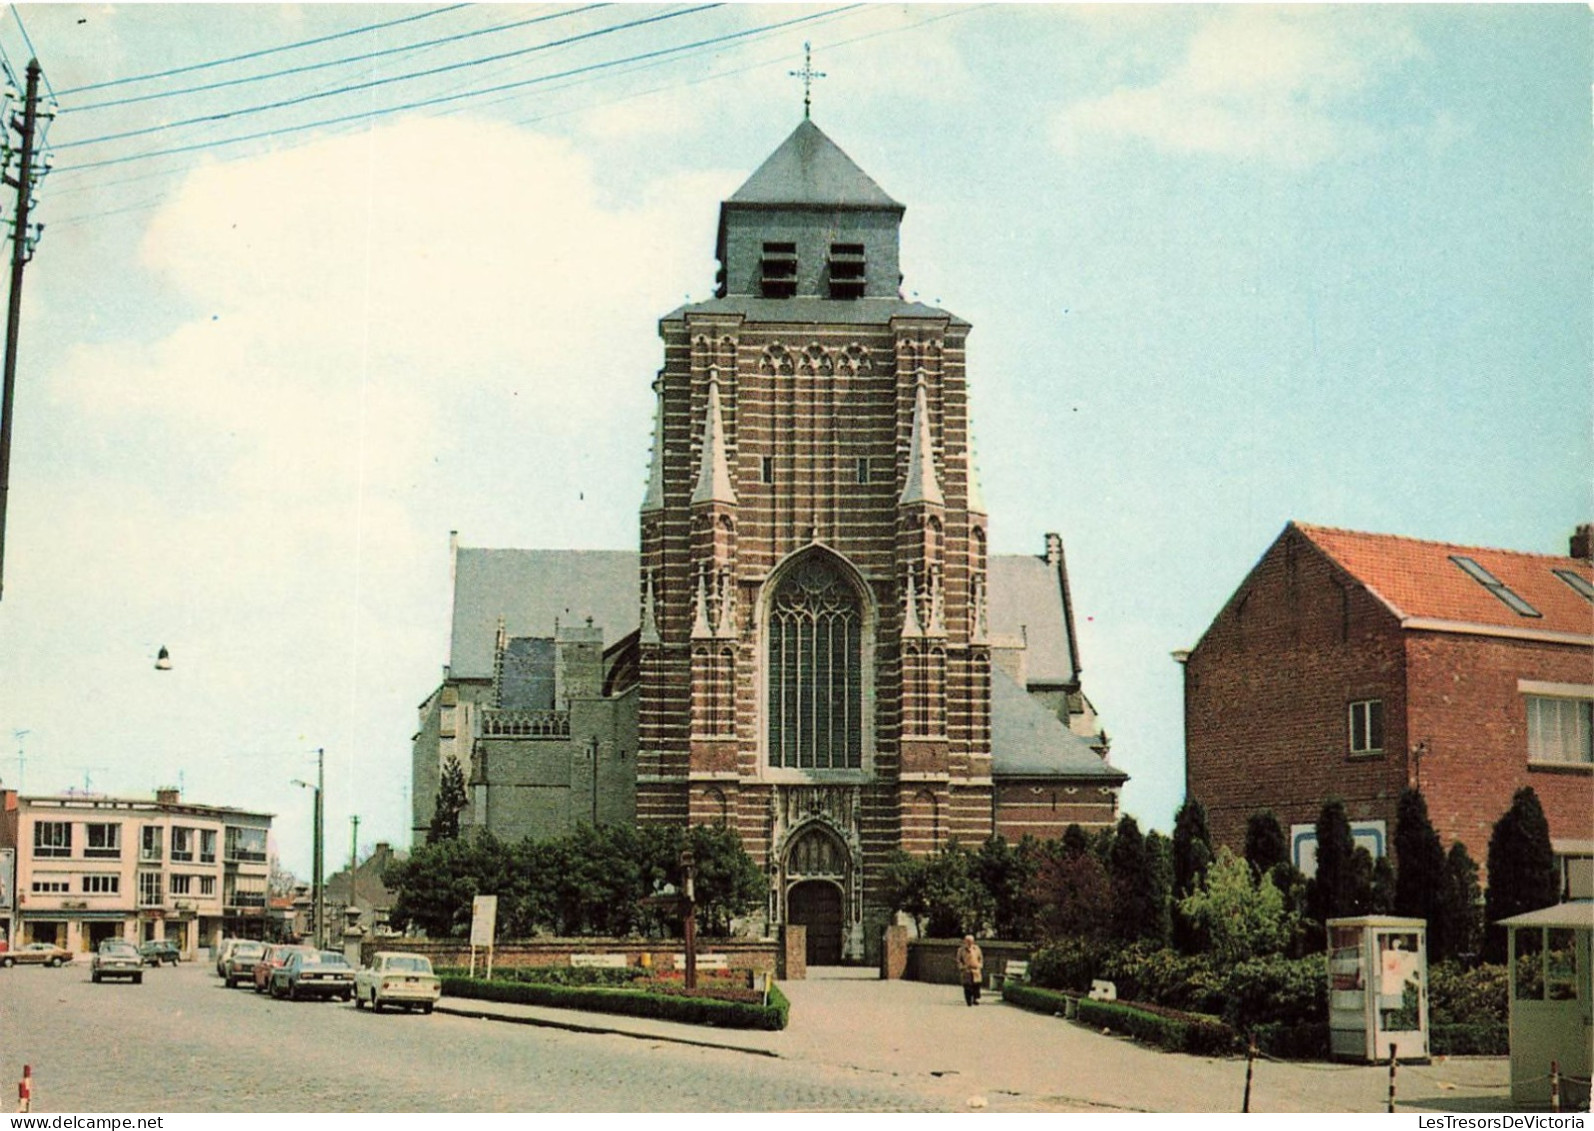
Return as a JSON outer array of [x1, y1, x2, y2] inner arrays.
[[1393, 787, 1446, 929], [881, 842, 993, 938], [1179, 847, 1292, 966], [975, 835, 1041, 941], [1171, 799, 1214, 952], [1433, 841, 1483, 964], [1108, 815, 1162, 944], [1307, 799, 1357, 923], [1369, 853, 1396, 914], [427, 755, 468, 844], [675, 823, 768, 937], [1031, 843, 1113, 943], [1244, 810, 1289, 883], [1144, 829, 1174, 947], [1484, 787, 1559, 961]]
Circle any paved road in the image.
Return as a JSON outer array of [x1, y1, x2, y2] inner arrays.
[[0, 961, 1019, 1113]]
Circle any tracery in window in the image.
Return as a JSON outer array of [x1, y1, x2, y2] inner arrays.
[[767, 554, 864, 769]]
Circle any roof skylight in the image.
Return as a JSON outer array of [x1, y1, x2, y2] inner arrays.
[[1552, 568, 1594, 602], [1449, 556, 1542, 618]]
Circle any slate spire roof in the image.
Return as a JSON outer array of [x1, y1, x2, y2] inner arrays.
[[900, 381, 944, 507], [691, 377, 737, 506], [728, 119, 902, 209]]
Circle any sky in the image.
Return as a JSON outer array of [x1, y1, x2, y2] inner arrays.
[[0, 4, 1586, 879]]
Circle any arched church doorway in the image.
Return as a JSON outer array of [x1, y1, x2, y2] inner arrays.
[[788, 880, 843, 966]]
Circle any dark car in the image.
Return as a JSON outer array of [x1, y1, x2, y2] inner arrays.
[[253, 944, 317, 994], [139, 941, 181, 966], [92, 939, 143, 984], [269, 950, 354, 1002], [222, 940, 267, 987]]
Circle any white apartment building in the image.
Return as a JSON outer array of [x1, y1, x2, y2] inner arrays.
[[1, 788, 272, 959]]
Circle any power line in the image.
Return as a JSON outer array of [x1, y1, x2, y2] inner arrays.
[[69, 5, 608, 113], [57, 5, 856, 175], [57, 4, 471, 97], [57, 4, 722, 151]]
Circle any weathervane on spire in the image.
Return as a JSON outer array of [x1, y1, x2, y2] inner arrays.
[[789, 41, 825, 120]]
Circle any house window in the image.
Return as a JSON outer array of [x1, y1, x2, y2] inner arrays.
[[766, 553, 864, 770], [82, 875, 120, 895], [199, 829, 217, 864], [1349, 699, 1384, 755], [169, 874, 192, 896], [32, 821, 70, 858], [140, 826, 163, 862], [84, 823, 122, 859], [30, 878, 69, 894], [199, 876, 216, 897], [171, 826, 194, 862], [225, 825, 267, 863], [137, 871, 162, 907], [1527, 696, 1593, 765]]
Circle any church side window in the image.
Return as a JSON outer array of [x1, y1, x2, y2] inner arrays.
[[768, 556, 863, 770]]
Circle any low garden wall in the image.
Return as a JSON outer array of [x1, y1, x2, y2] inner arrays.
[[907, 938, 1032, 985], [362, 936, 780, 975]]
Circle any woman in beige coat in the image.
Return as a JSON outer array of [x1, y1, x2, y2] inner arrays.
[[955, 935, 984, 1006]]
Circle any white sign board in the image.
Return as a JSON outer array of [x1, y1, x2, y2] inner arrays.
[[1291, 821, 1388, 879], [470, 895, 498, 947]]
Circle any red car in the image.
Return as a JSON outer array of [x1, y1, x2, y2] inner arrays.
[[253, 944, 317, 994]]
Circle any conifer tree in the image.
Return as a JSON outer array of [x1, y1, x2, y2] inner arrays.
[[1109, 815, 1160, 944], [1484, 787, 1559, 960], [1433, 841, 1483, 963], [1171, 799, 1214, 952], [1393, 787, 1445, 927], [427, 755, 468, 844], [1244, 809, 1289, 883], [1307, 799, 1356, 923]]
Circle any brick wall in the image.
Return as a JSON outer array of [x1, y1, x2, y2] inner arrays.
[[1186, 527, 1409, 852]]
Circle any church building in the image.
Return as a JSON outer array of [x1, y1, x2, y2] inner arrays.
[[412, 120, 1126, 963]]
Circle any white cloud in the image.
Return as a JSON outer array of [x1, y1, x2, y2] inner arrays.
[[1054, 8, 1425, 168]]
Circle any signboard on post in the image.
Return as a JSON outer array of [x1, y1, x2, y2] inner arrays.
[[470, 894, 498, 980]]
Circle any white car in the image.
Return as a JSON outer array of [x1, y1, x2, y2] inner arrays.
[[354, 952, 441, 1014]]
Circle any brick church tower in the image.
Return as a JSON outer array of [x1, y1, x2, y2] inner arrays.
[[635, 120, 993, 962]]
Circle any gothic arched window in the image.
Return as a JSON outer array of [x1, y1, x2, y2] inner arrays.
[[767, 555, 863, 769]]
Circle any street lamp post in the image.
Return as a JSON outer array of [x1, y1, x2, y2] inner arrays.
[[291, 746, 325, 948], [680, 847, 697, 991]]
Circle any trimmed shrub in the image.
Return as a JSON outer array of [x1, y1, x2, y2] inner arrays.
[[1097, 941, 1221, 1014], [1217, 954, 1327, 1031], [1249, 1021, 1330, 1060], [1002, 980, 1075, 1017], [1076, 997, 1238, 1057], [1431, 1022, 1507, 1057], [436, 965, 644, 988], [1027, 937, 1107, 994], [440, 975, 789, 1030]]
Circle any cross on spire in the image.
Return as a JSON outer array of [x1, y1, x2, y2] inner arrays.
[[789, 41, 825, 120]]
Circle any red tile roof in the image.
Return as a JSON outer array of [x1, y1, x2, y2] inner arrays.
[[1295, 523, 1594, 638]]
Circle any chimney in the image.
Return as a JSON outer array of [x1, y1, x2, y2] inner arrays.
[[1570, 524, 1593, 561], [155, 787, 180, 806]]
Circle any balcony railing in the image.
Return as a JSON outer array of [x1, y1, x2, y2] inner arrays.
[[225, 892, 267, 908], [224, 850, 268, 864], [481, 709, 570, 739]]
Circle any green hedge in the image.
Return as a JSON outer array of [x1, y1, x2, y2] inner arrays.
[[1249, 1021, 1329, 1060], [1076, 997, 1238, 1057], [440, 975, 789, 1031], [1431, 1021, 1507, 1057], [1002, 981, 1237, 1057], [436, 965, 643, 988]]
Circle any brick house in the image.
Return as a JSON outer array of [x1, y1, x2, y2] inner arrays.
[[1182, 522, 1593, 896]]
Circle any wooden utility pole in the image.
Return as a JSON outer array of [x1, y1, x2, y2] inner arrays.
[[0, 60, 44, 602]]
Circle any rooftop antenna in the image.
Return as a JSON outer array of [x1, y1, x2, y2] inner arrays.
[[11, 728, 29, 790], [789, 40, 825, 120]]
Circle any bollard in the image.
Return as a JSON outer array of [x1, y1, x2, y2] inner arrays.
[[1551, 1061, 1560, 1114], [1242, 1035, 1256, 1113], [17, 1064, 32, 1113], [1387, 1043, 1397, 1114]]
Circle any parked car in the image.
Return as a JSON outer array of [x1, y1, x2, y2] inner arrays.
[[354, 952, 441, 1014], [269, 950, 354, 1002], [215, 937, 243, 977], [222, 940, 267, 987], [0, 942, 74, 968], [253, 944, 317, 994], [139, 940, 181, 966], [92, 939, 143, 984]]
